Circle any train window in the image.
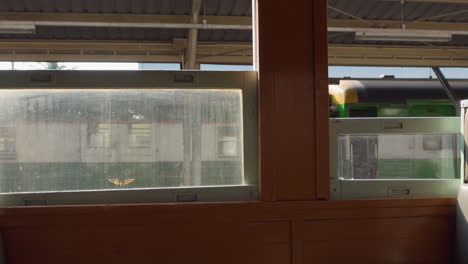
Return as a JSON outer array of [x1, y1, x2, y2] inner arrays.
[[338, 134, 459, 180], [330, 117, 461, 199], [88, 123, 112, 149], [348, 107, 377, 117], [217, 126, 240, 158], [0, 127, 16, 160], [128, 124, 152, 149], [0, 71, 258, 206]]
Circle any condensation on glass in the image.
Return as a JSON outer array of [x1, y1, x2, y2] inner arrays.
[[0, 89, 243, 193], [338, 134, 460, 180]]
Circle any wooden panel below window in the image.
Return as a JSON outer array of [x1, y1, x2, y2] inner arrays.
[[301, 217, 454, 264], [0, 198, 456, 264], [3, 221, 291, 264]]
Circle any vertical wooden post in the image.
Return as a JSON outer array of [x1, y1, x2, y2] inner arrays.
[[313, 0, 330, 199], [256, 0, 329, 201]]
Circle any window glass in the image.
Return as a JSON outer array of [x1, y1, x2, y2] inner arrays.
[[0, 89, 243, 193], [139, 63, 182, 71], [0, 127, 16, 160], [338, 134, 460, 180], [329, 66, 435, 79], [88, 123, 112, 148], [217, 126, 240, 158], [128, 123, 152, 148], [201, 64, 253, 71]]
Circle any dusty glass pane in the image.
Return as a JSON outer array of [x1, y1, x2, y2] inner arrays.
[[0, 89, 243, 193], [338, 134, 460, 180]]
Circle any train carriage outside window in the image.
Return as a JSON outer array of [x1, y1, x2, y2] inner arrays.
[[0, 71, 258, 206]]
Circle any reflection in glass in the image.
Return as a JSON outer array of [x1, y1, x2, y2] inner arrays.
[[0, 89, 243, 193], [338, 134, 460, 180]]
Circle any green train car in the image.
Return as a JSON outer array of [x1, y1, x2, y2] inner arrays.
[[329, 79, 468, 118], [0, 89, 244, 193], [329, 79, 464, 181]]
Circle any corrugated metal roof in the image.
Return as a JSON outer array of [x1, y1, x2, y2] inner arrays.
[[0, 0, 251, 16], [0, 0, 252, 42], [0, 0, 467, 46]]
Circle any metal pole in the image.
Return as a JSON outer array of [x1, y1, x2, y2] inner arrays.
[[432, 66, 461, 111], [185, 0, 202, 70]]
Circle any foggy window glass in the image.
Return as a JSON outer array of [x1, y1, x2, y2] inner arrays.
[[217, 126, 240, 158], [128, 123, 152, 149], [0, 89, 243, 193], [88, 123, 112, 148], [0, 127, 16, 160], [338, 134, 460, 180]]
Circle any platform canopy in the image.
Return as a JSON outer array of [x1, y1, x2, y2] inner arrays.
[[0, 0, 467, 67], [328, 0, 468, 67]]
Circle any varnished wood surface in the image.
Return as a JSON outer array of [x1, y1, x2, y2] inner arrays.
[[312, 0, 331, 199], [258, 0, 319, 201], [0, 197, 455, 227], [0, 198, 456, 264]]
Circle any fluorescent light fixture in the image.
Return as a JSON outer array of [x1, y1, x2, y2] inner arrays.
[[355, 29, 452, 42], [0, 21, 36, 34]]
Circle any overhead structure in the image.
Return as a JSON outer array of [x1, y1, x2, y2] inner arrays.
[[0, 0, 467, 67], [185, 0, 202, 69], [328, 0, 468, 66], [353, 29, 453, 43], [0, 0, 253, 66]]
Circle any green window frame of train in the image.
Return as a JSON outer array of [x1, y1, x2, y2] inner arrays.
[[0, 71, 259, 206]]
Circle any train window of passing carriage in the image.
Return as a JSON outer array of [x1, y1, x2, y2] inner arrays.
[[217, 126, 240, 158], [88, 123, 112, 149], [0, 127, 16, 160], [0, 71, 258, 206], [128, 124, 152, 149], [338, 134, 459, 180]]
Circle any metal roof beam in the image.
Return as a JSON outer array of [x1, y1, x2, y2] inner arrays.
[[0, 12, 252, 30], [328, 18, 468, 32], [329, 44, 468, 67], [184, 0, 202, 69], [0, 40, 252, 64]]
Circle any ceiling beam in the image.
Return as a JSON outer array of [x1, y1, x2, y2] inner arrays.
[[0, 40, 252, 64], [0, 40, 252, 52], [328, 18, 468, 32], [2, 12, 466, 32], [329, 44, 468, 67], [185, 0, 202, 69], [4, 39, 468, 67], [0, 53, 253, 64]]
